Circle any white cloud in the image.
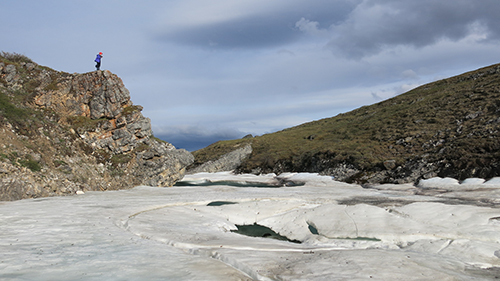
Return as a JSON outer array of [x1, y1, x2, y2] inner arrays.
[[401, 69, 418, 79], [295, 18, 330, 38]]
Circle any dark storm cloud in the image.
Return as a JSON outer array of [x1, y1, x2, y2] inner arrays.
[[158, 16, 300, 48], [327, 0, 500, 58], [155, 0, 359, 49]]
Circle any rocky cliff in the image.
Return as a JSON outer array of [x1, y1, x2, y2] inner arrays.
[[191, 63, 500, 184], [0, 53, 193, 201]]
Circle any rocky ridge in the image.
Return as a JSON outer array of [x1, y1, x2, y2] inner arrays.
[[0, 53, 193, 201]]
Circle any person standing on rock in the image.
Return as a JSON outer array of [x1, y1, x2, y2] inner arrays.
[[95, 52, 103, 70]]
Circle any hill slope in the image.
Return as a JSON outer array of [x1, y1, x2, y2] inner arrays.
[[0, 52, 193, 200], [191, 63, 500, 184]]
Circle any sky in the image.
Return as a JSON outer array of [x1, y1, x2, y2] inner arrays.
[[1, 0, 500, 151]]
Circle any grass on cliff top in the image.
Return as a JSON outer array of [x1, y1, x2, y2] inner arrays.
[[0, 52, 34, 64], [1, 52, 62, 93], [192, 63, 500, 172]]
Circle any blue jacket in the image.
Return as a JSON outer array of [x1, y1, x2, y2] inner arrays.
[[95, 54, 101, 63]]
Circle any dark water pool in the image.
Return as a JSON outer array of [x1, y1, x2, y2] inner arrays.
[[231, 223, 301, 244], [206, 201, 238, 206], [175, 179, 305, 188], [174, 180, 281, 188]]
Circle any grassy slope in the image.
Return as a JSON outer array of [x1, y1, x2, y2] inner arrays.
[[192, 63, 500, 180]]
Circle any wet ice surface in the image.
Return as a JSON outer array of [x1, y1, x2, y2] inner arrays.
[[1, 172, 500, 280]]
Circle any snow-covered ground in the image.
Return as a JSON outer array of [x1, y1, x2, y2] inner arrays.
[[1, 172, 500, 280]]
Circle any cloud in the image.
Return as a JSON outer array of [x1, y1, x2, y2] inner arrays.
[[153, 0, 358, 49], [295, 18, 330, 38], [324, 0, 500, 58], [371, 92, 382, 100], [401, 69, 418, 79], [157, 15, 299, 48]]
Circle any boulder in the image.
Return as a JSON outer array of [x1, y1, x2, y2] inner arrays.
[[189, 144, 252, 174]]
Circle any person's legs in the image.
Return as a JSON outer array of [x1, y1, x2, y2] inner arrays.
[[96, 62, 101, 70]]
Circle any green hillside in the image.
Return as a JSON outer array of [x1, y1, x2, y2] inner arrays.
[[192, 63, 500, 183]]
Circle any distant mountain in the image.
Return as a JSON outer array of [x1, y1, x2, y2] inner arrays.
[[190, 63, 500, 184], [0, 52, 192, 200]]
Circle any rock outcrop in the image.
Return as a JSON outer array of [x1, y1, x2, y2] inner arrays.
[[188, 144, 252, 174], [0, 54, 193, 201]]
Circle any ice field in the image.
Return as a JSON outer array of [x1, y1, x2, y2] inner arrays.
[[1, 172, 500, 280]]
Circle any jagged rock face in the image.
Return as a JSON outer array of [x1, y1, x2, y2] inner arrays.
[[34, 70, 153, 154], [0, 58, 193, 200], [137, 148, 194, 186], [35, 70, 132, 119]]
